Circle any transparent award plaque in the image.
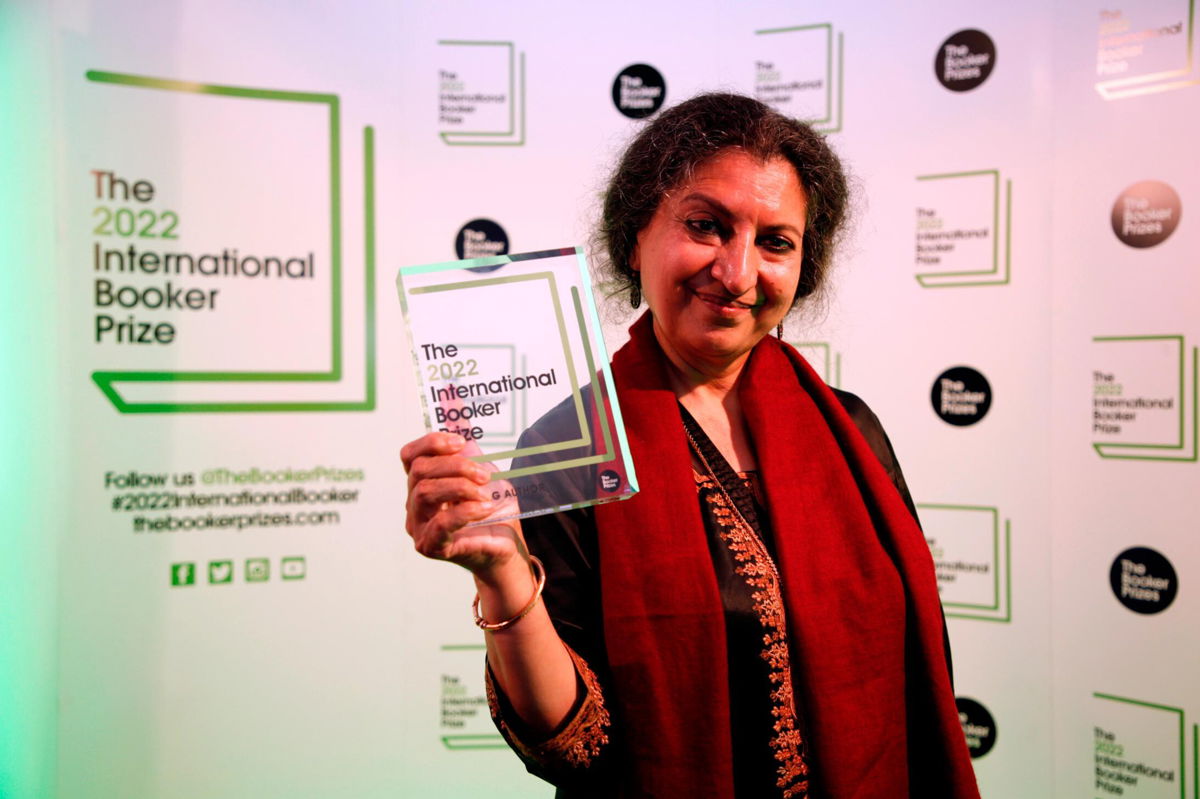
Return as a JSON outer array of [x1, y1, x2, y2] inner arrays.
[[396, 247, 638, 523]]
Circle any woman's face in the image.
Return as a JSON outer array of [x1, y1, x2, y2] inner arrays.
[[631, 149, 808, 373]]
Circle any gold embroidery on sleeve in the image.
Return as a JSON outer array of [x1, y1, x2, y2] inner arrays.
[[486, 642, 611, 769], [696, 474, 810, 799]]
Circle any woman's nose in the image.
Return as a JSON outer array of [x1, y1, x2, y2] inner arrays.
[[711, 234, 757, 299]]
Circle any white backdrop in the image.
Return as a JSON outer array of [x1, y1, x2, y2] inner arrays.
[[3, 0, 1197, 796]]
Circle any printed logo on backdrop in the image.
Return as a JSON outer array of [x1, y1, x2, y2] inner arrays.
[[439, 644, 506, 749], [931, 366, 992, 426], [1111, 181, 1182, 248], [754, 23, 845, 132], [1110, 546, 1178, 614], [914, 170, 1013, 288], [1092, 335, 1198, 462], [935, 29, 997, 91], [920, 504, 1012, 622], [1092, 692, 1186, 796], [611, 64, 666, 119], [1096, 5, 1200, 100], [788, 340, 843, 387], [955, 697, 997, 759], [80, 71, 376, 413], [438, 40, 527, 146], [455, 219, 509, 263]]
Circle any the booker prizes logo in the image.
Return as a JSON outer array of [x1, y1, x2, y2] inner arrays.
[[931, 366, 992, 426], [935, 29, 996, 92], [612, 64, 666, 119], [1111, 181, 1182, 248], [455, 219, 509, 261], [1109, 546, 1178, 614], [955, 697, 997, 759]]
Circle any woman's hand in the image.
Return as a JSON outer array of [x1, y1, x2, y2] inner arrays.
[[400, 431, 523, 574], [401, 431, 581, 732]]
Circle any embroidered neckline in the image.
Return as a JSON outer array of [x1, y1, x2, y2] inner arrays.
[[682, 407, 809, 799]]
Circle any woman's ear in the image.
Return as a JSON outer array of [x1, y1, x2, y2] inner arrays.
[[629, 242, 640, 273]]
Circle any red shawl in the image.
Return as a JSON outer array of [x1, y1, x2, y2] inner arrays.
[[593, 315, 980, 799]]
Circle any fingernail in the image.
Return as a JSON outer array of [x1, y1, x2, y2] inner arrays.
[[473, 466, 490, 483]]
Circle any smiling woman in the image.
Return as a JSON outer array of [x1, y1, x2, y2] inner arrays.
[[632, 151, 807, 379], [401, 93, 981, 799]]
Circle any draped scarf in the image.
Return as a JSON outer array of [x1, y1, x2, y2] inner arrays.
[[593, 314, 980, 799]]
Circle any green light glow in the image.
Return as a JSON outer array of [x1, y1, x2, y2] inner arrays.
[[0, 2, 61, 797]]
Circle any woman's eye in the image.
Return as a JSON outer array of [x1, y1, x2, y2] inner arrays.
[[760, 235, 796, 253], [686, 218, 719, 235]]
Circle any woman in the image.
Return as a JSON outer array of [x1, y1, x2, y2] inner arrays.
[[402, 93, 980, 799]]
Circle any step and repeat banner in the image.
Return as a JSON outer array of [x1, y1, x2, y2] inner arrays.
[[5, 0, 1196, 796]]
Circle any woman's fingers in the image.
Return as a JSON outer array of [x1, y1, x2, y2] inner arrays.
[[400, 431, 477, 470], [400, 431, 522, 567], [409, 501, 513, 562], [406, 452, 490, 489], [407, 476, 492, 521]]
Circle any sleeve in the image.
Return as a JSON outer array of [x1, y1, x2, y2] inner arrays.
[[484, 392, 620, 789], [832, 388, 921, 524], [484, 507, 618, 789]]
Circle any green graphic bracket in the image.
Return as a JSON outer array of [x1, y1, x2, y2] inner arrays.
[[1194, 722, 1198, 799], [1093, 336, 1198, 462], [915, 170, 1012, 288], [791, 340, 842, 387], [398, 252, 621, 484], [918, 503, 1012, 623], [441, 735, 508, 750], [409, 271, 592, 464], [437, 644, 506, 750], [755, 24, 844, 133], [1097, 0, 1199, 99], [86, 71, 376, 413], [438, 41, 526, 146], [1094, 692, 1187, 799]]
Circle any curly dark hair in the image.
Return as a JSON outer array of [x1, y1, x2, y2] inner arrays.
[[598, 92, 849, 309]]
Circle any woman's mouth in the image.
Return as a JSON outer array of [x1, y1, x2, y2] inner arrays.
[[692, 289, 759, 313]]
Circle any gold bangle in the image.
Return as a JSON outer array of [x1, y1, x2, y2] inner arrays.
[[472, 556, 546, 632]]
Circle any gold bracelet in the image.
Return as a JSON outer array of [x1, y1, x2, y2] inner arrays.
[[472, 556, 546, 632]]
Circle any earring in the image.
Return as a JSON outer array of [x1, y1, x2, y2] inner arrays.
[[776, 322, 784, 340], [630, 285, 642, 309]]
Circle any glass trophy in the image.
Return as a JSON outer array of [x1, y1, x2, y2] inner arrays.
[[396, 247, 638, 523]]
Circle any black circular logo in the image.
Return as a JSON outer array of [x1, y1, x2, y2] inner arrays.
[[935, 29, 997, 92], [931, 366, 992, 426], [1110, 546, 1178, 614], [599, 469, 622, 493], [455, 218, 509, 265], [612, 64, 666, 119], [956, 697, 997, 759]]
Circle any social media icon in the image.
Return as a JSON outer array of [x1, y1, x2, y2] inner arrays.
[[281, 556, 307, 581], [245, 558, 270, 582], [208, 560, 233, 584], [170, 562, 196, 587]]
